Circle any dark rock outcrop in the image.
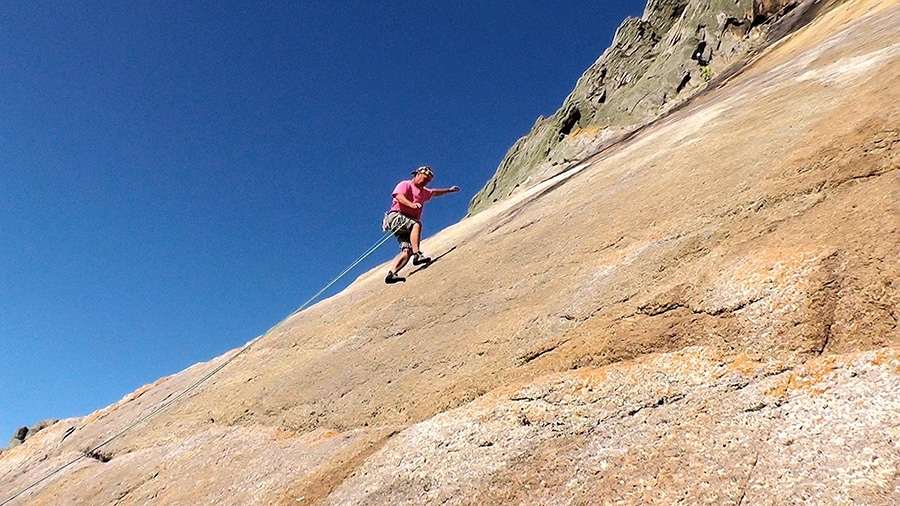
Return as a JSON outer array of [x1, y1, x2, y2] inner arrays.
[[4, 420, 59, 451], [6, 427, 28, 450]]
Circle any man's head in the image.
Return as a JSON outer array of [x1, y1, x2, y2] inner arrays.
[[411, 166, 434, 187]]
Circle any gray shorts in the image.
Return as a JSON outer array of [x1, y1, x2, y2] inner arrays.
[[383, 211, 418, 251]]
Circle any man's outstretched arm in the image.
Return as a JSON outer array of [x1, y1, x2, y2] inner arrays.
[[431, 186, 460, 197]]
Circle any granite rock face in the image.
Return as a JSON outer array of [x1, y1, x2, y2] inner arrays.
[[468, 0, 836, 215], [1, 0, 898, 504], [324, 348, 900, 505]]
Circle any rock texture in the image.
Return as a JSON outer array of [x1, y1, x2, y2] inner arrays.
[[324, 348, 900, 505], [467, 0, 840, 215], [2, 421, 58, 453], [1, 0, 898, 504]]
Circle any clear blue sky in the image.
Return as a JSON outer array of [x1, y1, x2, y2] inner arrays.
[[0, 1, 645, 443]]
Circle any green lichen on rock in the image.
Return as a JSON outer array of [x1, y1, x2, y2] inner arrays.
[[468, 0, 803, 215]]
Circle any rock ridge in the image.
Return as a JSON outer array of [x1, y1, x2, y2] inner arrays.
[[468, 0, 839, 215]]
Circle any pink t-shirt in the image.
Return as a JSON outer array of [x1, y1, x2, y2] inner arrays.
[[390, 180, 433, 221]]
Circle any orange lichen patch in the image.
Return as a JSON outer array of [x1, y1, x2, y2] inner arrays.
[[267, 426, 306, 441], [79, 407, 113, 426], [869, 348, 900, 368], [765, 373, 818, 398], [865, 348, 900, 375], [571, 368, 609, 383], [765, 355, 844, 398], [654, 385, 676, 397], [119, 382, 159, 404], [714, 353, 766, 378], [490, 384, 530, 402], [569, 126, 606, 139], [788, 367, 836, 396], [293, 428, 342, 443], [502, 349, 715, 404], [765, 375, 791, 398], [579, 347, 717, 388]]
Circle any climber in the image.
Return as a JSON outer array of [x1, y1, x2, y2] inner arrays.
[[383, 166, 460, 284], [692, 40, 713, 81]]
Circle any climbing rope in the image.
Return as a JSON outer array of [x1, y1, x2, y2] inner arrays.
[[1, 226, 401, 506]]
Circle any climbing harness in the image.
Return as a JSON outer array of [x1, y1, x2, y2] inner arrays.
[[1, 226, 401, 506]]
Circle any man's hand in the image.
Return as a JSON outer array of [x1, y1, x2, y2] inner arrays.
[[449, 186, 460, 193]]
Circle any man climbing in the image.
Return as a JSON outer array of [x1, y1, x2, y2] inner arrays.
[[383, 166, 460, 284]]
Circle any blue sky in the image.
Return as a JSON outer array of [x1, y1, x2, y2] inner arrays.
[[0, 1, 645, 443]]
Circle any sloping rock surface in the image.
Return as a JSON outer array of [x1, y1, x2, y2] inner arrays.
[[467, 0, 840, 215], [1, 0, 897, 504], [325, 348, 900, 505]]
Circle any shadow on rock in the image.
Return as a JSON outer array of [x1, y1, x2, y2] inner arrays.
[[410, 246, 457, 276]]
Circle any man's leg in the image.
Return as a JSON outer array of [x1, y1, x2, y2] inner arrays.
[[410, 222, 422, 254], [392, 248, 412, 273], [384, 237, 412, 285], [409, 222, 431, 265], [386, 246, 412, 284]]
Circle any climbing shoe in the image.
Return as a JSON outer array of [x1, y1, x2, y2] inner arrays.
[[412, 252, 431, 266], [385, 271, 406, 284]]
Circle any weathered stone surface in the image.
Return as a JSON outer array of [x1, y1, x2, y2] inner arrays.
[[27, 420, 58, 436], [0, 0, 897, 504], [3, 420, 60, 453], [324, 348, 900, 505], [467, 0, 838, 215]]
